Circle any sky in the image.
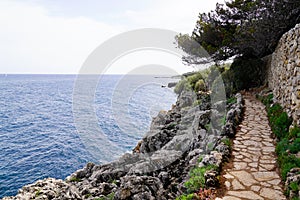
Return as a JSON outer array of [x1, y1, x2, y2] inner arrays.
[[0, 0, 223, 74]]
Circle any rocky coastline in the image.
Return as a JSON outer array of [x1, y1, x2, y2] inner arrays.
[[3, 88, 244, 200]]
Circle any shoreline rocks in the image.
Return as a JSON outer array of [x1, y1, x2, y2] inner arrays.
[[3, 91, 244, 200]]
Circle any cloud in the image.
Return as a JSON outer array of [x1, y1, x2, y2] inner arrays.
[[0, 0, 122, 74], [0, 0, 222, 74], [123, 0, 221, 33]]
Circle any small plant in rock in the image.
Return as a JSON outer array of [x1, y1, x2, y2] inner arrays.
[[220, 115, 227, 126], [187, 72, 204, 90], [198, 155, 204, 163], [287, 181, 300, 200], [95, 192, 115, 200], [193, 99, 202, 107], [226, 96, 237, 105], [35, 189, 41, 197], [184, 165, 218, 193], [221, 138, 231, 149], [176, 193, 196, 200], [68, 177, 82, 182], [166, 123, 177, 130], [194, 79, 206, 92]]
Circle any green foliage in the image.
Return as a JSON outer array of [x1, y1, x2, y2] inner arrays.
[[204, 124, 212, 133], [193, 99, 202, 107], [273, 113, 292, 139], [184, 165, 218, 193], [174, 79, 192, 94], [176, 193, 196, 200], [176, 0, 300, 64], [278, 154, 300, 180], [291, 197, 300, 200], [289, 138, 300, 154], [221, 138, 231, 148], [198, 155, 204, 163], [275, 138, 289, 154], [35, 189, 41, 197], [290, 181, 299, 192], [187, 72, 204, 91], [220, 115, 227, 126], [68, 177, 82, 182], [259, 93, 300, 185], [267, 103, 292, 140], [289, 126, 300, 139], [226, 96, 237, 105], [166, 123, 177, 130], [261, 93, 274, 107], [95, 192, 115, 200], [194, 79, 206, 92]]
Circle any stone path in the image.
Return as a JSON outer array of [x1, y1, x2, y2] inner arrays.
[[217, 94, 286, 200]]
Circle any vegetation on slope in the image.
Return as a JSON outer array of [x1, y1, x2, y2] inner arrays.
[[258, 93, 300, 198]]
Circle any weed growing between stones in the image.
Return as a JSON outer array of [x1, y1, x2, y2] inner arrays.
[[176, 164, 218, 200]]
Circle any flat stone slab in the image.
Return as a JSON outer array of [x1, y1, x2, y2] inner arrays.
[[252, 171, 280, 181], [230, 171, 257, 186], [227, 191, 264, 200], [260, 188, 286, 199]]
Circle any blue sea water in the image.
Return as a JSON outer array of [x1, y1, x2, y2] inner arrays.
[[0, 74, 177, 198]]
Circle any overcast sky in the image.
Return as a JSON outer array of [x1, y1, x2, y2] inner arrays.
[[0, 0, 223, 74]]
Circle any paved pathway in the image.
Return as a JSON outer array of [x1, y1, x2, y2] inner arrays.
[[217, 94, 286, 200]]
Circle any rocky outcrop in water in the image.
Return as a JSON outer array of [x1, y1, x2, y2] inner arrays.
[[3, 91, 244, 200]]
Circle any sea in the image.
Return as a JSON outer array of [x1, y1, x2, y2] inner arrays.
[[0, 74, 178, 198]]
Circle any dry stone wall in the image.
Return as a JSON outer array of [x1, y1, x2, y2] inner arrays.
[[268, 23, 300, 126]]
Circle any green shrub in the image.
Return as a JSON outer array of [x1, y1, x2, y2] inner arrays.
[[184, 165, 218, 193], [194, 79, 206, 92], [174, 79, 192, 94], [187, 72, 203, 89], [262, 93, 274, 107], [275, 138, 289, 154], [226, 96, 237, 104], [68, 177, 82, 182], [221, 138, 231, 148], [278, 153, 300, 180], [290, 181, 299, 192], [289, 138, 300, 154], [289, 126, 300, 139], [273, 112, 292, 139], [267, 103, 292, 140], [176, 193, 196, 200], [193, 100, 202, 107]]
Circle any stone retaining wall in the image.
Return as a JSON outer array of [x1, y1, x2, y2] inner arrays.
[[268, 23, 300, 126]]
